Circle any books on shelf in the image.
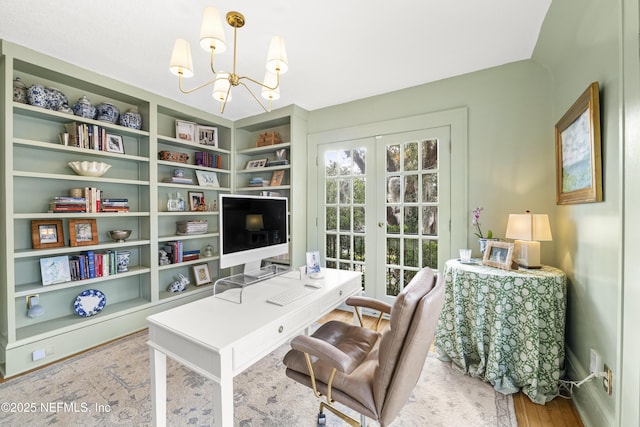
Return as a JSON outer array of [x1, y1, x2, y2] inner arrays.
[[63, 122, 111, 151], [102, 198, 130, 213], [49, 192, 129, 213], [248, 177, 267, 187], [266, 159, 289, 167], [195, 152, 222, 169], [176, 220, 208, 235]]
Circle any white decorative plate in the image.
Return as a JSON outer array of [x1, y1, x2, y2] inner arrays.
[[74, 289, 107, 317]]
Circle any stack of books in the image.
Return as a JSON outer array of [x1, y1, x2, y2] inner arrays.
[[64, 122, 109, 151], [70, 250, 118, 280], [49, 196, 87, 213], [182, 249, 200, 262], [162, 176, 194, 185], [266, 159, 289, 166], [248, 177, 266, 187], [176, 220, 208, 235], [101, 198, 129, 213]]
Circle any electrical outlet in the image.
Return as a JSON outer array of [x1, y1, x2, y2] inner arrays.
[[603, 364, 613, 395], [590, 348, 602, 375]]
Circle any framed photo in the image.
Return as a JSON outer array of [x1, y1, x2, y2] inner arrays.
[[188, 191, 205, 211], [195, 170, 220, 187], [68, 218, 98, 247], [192, 263, 212, 286], [31, 220, 65, 249], [105, 133, 125, 154], [40, 255, 71, 286], [270, 170, 285, 186], [175, 120, 196, 142], [306, 251, 321, 274], [197, 125, 218, 147], [482, 241, 515, 270], [245, 158, 268, 169], [555, 82, 602, 205]]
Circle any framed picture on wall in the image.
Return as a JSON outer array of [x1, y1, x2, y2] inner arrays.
[[555, 81, 602, 205]]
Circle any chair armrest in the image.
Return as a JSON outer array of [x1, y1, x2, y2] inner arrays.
[[290, 335, 357, 374], [346, 296, 391, 314]]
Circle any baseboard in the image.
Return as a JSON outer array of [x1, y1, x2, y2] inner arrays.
[[565, 346, 614, 427]]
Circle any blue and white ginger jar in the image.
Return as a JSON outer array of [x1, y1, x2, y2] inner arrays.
[[45, 87, 68, 111], [96, 102, 120, 124], [73, 96, 97, 119], [119, 107, 142, 130], [27, 84, 48, 108]]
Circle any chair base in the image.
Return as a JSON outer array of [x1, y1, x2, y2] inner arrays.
[[318, 401, 366, 427]]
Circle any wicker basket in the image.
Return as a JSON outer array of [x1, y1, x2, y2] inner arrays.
[[159, 151, 189, 163]]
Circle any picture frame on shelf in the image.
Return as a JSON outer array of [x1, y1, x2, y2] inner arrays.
[[31, 219, 65, 249], [188, 191, 206, 211], [175, 120, 196, 142], [306, 251, 321, 275], [105, 134, 125, 154], [482, 241, 515, 270], [245, 158, 268, 169], [192, 263, 212, 286], [197, 125, 218, 147], [40, 255, 72, 286], [68, 218, 98, 247], [270, 170, 285, 186], [555, 81, 602, 205], [195, 170, 220, 187]]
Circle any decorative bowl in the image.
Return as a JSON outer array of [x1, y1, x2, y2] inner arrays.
[[108, 230, 131, 243], [68, 160, 112, 177]]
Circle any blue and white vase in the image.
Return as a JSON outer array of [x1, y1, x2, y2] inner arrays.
[[119, 107, 142, 129], [116, 251, 131, 273], [73, 95, 97, 119], [13, 77, 28, 104], [96, 102, 120, 124], [27, 84, 48, 108], [45, 87, 68, 111]]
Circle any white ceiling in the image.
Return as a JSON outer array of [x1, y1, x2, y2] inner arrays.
[[0, 0, 551, 121]]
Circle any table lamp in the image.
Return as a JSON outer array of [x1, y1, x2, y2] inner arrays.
[[505, 211, 552, 269]]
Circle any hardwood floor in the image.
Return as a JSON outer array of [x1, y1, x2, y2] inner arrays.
[[319, 309, 584, 427]]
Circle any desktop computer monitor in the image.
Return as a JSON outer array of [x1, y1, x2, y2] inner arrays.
[[219, 194, 289, 272]]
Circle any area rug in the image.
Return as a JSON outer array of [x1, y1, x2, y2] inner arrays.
[[0, 330, 516, 426]]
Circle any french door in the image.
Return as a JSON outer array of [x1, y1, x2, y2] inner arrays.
[[317, 127, 450, 303]]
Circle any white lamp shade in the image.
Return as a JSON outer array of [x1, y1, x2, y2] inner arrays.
[[212, 73, 232, 102], [266, 36, 288, 74], [261, 71, 280, 100], [169, 39, 194, 77], [199, 6, 227, 53], [505, 213, 552, 241]]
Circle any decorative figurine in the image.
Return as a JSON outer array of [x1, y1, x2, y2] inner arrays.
[[168, 273, 190, 293], [159, 249, 171, 266]]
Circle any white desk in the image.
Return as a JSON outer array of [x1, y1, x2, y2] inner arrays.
[[147, 268, 362, 426]]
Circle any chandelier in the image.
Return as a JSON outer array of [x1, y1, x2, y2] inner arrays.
[[169, 7, 288, 114]]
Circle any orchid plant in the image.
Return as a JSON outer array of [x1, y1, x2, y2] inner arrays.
[[472, 207, 493, 239]]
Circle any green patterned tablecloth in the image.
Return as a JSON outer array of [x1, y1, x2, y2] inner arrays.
[[434, 259, 566, 404]]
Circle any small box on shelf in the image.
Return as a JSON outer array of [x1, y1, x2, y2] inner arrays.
[[256, 131, 282, 147]]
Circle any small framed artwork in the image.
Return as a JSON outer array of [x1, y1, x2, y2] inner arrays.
[[31, 220, 65, 249], [245, 158, 268, 169], [40, 255, 71, 286], [555, 81, 602, 205], [306, 251, 321, 275], [105, 134, 125, 154], [482, 241, 515, 270], [175, 120, 197, 142], [68, 218, 99, 247], [197, 125, 218, 147], [270, 170, 285, 186], [188, 191, 206, 211], [195, 170, 220, 187], [192, 263, 212, 286]]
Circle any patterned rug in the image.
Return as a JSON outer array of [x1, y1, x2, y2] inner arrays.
[[0, 330, 517, 426]]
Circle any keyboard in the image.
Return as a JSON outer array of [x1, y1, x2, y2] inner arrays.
[[267, 287, 314, 306]]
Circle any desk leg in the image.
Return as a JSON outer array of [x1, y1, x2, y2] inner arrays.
[[213, 350, 234, 427], [150, 347, 167, 427]]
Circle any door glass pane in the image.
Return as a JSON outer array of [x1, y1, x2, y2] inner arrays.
[[386, 144, 400, 172], [326, 151, 338, 176], [404, 142, 418, 171], [387, 237, 400, 265], [353, 148, 366, 175], [326, 179, 337, 204], [326, 207, 337, 231], [387, 207, 400, 234], [326, 234, 337, 258], [339, 179, 351, 204], [404, 175, 418, 203], [422, 206, 437, 236], [353, 178, 366, 203], [354, 235, 365, 262], [422, 174, 438, 203], [386, 176, 400, 203], [339, 150, 351, 175], [404, 206, 418, 234], [339, 207, 351, 231], [339, 235, 351, 260], [422, 139, 438, 170], [386, 268, 400, 297], [422, 239, 438, 269], [353, 207, 365, 232], [404, 238, 419, 267]]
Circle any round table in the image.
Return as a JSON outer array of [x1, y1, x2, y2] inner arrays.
[[434, 259, 566, 404]]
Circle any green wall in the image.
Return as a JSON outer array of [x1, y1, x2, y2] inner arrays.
[[533, 0, 620, 425]]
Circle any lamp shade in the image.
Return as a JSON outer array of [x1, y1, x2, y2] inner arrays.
[[505, 213, 552, 241], [261, 71, 280, 100], [199, 6, 227, 52], [266, 36, 288, 74], [169, 39, 194, 77], [212, 73, 232, 103]]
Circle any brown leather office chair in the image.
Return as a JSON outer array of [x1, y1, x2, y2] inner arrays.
[[283, 267, 445, 426]]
